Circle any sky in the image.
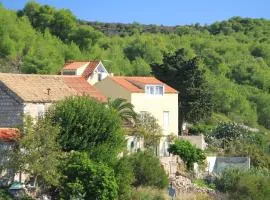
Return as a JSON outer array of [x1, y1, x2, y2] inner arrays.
[[1, 0, 269, 26]]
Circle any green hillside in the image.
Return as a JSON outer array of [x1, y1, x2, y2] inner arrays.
[[1, 2, 270, 130]]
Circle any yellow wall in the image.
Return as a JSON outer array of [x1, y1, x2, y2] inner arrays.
[[131, 93, 178, 136], [94, 77, 131, 102]]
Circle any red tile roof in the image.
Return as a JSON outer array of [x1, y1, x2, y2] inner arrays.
[[82, 61, 100, 79], [0, 128, 20, 142], [110, 76, 178, 93], [0, 73, 107, 103], [63, 61, 89, 70], [63, 76, 107, 102]]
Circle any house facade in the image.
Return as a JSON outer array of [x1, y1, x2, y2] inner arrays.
[[0, 73, 106, 128], [61, 60, 109, 85], [94, 76, 179, 156]]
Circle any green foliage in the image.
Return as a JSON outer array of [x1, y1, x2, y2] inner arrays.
[[168, 139, 206, 171], [108, 98, 137, 125], [206, 122, 270, 169], [6, 115, 63, 187], [114, 156, 135, 200], [48, 96, 125, 164], [129, 152, 168, 189], [135, 112, 162, 154], [60, 151, 118, 200], [193, 179, 216, 190], [152, 48, 214, 127], [212, 122, 249, 143], [215, 168, 270, 200], [0, 189, 13, 200], [131, 187, 166, 200], [3, 2, 270, 130]]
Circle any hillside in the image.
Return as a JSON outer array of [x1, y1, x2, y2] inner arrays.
[[1, 2, 270, 130]]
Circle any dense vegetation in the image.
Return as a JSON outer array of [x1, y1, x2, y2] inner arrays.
[[1, 2, 270, 198], [1, 2, 270, 130], [3, 96, 169, 199], [215, 168, 270, 200]]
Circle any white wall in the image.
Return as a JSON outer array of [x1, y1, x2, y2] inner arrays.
[[24, 103, 52, 119]]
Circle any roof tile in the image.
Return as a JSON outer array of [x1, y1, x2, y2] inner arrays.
[[63, 61, 89, 70], [0, 73, 107, 103], [110, 76, 178, 93], [0, 128, 20, 141], [82, 61, 100, 79]]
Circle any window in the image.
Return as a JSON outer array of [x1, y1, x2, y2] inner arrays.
[[163, 111, 169, 131], [145, 85, 164, 95], [62, 70, 76, 75], [98, 73, 102, 81]]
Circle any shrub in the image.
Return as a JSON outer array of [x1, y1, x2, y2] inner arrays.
[[215, 168, 270, 200], [168, 139, 205, 171], [129, 152, 168, 188], [60, 152, 118, 200], [114, 156, 135, 200], [0, 189, 12, 200]]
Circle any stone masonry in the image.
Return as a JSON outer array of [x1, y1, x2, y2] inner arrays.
[[0, 84, 23, 128]]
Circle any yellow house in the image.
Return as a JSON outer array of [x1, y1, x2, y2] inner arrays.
[[95, 76, 179, 156]]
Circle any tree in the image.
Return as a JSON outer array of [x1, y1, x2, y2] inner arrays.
[[129, 152, 168, 188], [48, 96, 125, 164], [51, 9, 76, 41], [60, 151, 118, 200], [108, 98, 137, 125], [6, 115, 63, 187], [134, 112, 162, 154], [152, 48, 213, 131], [168, 139, 205, 171], [69, 25, 103, 50]]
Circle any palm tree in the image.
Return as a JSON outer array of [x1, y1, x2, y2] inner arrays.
[[108, 98, 137, 126]]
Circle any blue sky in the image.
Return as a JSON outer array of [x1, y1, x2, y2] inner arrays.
[[1, 0, 269, 25]]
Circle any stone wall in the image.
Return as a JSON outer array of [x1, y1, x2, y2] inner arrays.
[[0, 85, 23, 127], [179, 135, 207, 150]]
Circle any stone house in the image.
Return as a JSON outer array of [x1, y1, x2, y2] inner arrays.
[[0, 73, 106, 128]]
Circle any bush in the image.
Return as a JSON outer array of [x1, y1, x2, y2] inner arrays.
[[0, 189, 12, 200], [114, 156, 135, 200], [168, 139, 205, 171], [129, 152, 168, 189], [60, 152, 118, 200], [215, 168, 270, 200]]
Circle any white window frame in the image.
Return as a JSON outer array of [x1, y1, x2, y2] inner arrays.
[[145, 85, 164, 96]]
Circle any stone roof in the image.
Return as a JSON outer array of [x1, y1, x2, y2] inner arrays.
[[0, 73, 107, 103], [110, 76, 178, 93]]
